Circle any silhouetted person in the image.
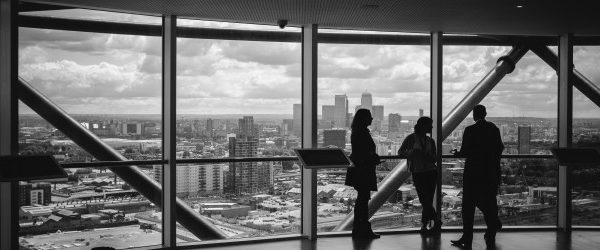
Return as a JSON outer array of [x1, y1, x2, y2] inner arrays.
[[451, 105, 504, 249], [345, 109, 381, 240], [398, 116, 441, 235]]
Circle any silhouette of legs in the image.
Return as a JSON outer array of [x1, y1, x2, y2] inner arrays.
[[413, 170, 438, 234], [353, 188, 379, 239]]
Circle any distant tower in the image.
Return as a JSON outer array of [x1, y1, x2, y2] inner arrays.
[[419, 109, 424, 117], [238, 116, 255, 137], [389, 113, 402, 133], [518, 126, 531, 154], [293, 104, 302, 136], [372, 105, 384, 130], [334, 95, 348, 128], [361, 91, 373, 111], [322, 105, 335, 121]]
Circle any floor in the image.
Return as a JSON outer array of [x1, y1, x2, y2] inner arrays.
[[190, 231, 600, 250]]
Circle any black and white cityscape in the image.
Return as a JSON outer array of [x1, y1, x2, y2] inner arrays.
[[12, 8, 600, 250]]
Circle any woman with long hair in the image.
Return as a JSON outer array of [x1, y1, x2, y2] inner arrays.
[[345, 109, 381, 239], [398, 116, 441, 235]]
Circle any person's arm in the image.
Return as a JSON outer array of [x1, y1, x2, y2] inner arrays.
[[495, 126, 505, 156]]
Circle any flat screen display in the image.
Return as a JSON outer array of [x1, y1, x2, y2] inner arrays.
[[0, 155, 68, 181], [294, 148, 352, 169]]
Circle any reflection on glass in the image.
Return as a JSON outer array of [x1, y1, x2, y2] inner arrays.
[[18, 168, 161, 250]]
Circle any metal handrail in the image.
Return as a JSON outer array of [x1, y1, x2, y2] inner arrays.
[[58, 154, 554, 168]]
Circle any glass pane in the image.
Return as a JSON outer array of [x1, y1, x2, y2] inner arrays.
[[442, 47, 558, 156], [18, 25, 163, 162], [571, 46, 600, 226], [175, 18, 301, 245], [441, 158, 557, 227], [18, 167, 162, 249], [317, 31, 431, 232]]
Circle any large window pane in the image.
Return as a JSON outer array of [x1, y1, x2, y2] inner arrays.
[[18, 9, 162, 249], [316, 31, 431, 232], [441, 44, 559, 228], [571, 46, 600, 226], [175, 19, 301, 244]]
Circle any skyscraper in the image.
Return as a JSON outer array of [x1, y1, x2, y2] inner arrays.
[[419, 108, 424, 117], [206, 118, 214, 132], [227, 116, 271, 194], [518, 126, 531, 154], [322, 105, 335, 121], [361, 91, 373, 111], [293, 104, 302, 137], [389, 113, 402, 133], [371, 105, 384, 131], [323, 129, 347, 148], [238, 116, 255, 137], [334, 95, 348, 128]]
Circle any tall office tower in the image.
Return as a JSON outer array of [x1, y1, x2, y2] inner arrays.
[[198, 164, 225, 194], [419, 109, 424, 117], [372, 105, 384, 130], [282, 119, 294, 135], [518, 126, 531, 154], [206, 118, 214, 132], [257, 162, 274, 192], [239, 116, 255, 137], [227, 136, 261, 194], [389, 113, 402, 133], [361, 91, 373, 111], [323, 129, 347, 148], [322, 105, 335, 121], [334, 94, 348, 128], [293, 104, 302, 137]]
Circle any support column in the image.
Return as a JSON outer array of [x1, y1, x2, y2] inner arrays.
[[557, 34, 573, 232], [301, 24, 318, 240], [0, 0, 19, 249], [430, 32, 443, 222], [162, 15, 177, 247]]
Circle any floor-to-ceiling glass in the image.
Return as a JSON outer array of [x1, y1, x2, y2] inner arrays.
[[18, 9, 163, 250], [175, 18, 302, 244]]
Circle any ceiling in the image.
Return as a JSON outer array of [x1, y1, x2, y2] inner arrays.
[[25, 0, 600, 36]]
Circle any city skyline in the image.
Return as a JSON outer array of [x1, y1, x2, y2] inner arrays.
[[17, 10, 600, 118]]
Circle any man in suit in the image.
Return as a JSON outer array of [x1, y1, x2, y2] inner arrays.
[[451, 105, 504, 249]]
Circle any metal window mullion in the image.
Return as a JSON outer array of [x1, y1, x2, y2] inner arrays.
[[430, 31, 443, 223], [557, 33, 573, 232], [1, 0, 19, 249], [162, 14, 177, 248], [301, 24, 318, 240]]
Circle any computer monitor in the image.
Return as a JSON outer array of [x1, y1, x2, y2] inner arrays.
[[0, 155, 68, 182], [293, 148, 353, 169]]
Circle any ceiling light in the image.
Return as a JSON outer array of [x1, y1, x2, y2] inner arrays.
[[516, 5, 523, 8]]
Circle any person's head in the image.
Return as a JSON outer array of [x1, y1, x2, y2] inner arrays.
[[414, 116, 433, 135], [473, 104, 487, 121], [351, 109, 373, 130]]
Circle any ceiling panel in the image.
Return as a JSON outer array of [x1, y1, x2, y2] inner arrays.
[[24, 0, 600, 36]]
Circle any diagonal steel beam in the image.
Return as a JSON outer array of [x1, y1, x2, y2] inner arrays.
[[334, 46, 529, 231], [17, 77, 228, 240], [529, 45, 600, 108]]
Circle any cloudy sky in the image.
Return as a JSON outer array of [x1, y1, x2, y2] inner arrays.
[[18, 9, 600, 118]]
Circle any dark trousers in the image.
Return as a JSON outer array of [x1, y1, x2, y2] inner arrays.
[[461, 184, 501, 240], [353, 187, 372, 235], [413, 170, 438, 225]]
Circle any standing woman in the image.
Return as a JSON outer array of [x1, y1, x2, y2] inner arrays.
[[398, 116, 441, 234], [345, 109, 381, 239]]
